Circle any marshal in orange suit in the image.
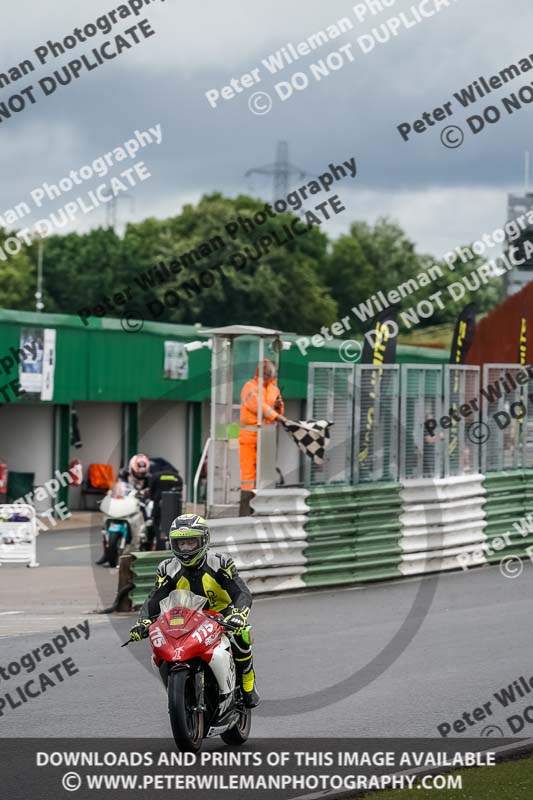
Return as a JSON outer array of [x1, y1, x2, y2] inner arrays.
[[239, 359, 285, 516]]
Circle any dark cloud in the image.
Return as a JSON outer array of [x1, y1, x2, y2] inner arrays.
[[0, 0, 531, 252]]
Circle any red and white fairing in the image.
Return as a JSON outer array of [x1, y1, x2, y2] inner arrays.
[[149, 596, 237, 697]]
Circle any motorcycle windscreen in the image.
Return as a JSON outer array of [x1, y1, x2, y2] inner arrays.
[[159, 589, 207, 614], [111, 480, 134, 498]]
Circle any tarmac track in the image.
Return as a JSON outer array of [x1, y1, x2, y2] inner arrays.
[[0, 527, 532, 740]]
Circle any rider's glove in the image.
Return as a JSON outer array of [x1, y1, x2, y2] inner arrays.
[[225, 608, 249, 634], [129, 619, 152, 642]]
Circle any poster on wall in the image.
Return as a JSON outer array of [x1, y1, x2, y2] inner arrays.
[[19, 328, 56, 400], [163, 340, 188, 380]]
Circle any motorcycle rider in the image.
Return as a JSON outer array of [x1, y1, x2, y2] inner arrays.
[[96, 454, 151, 566], [119, 453, 151, 494], [129, 513, 260, 708]]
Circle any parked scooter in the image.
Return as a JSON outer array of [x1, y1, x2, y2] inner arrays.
[[97, 480, 152, 567]]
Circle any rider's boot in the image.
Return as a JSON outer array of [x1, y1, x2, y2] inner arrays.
[[242, 677, 260, 708], [233, 638, 260, 708]]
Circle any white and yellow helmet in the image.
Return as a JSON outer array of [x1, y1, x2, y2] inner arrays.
[[169, 514, 210, 567]]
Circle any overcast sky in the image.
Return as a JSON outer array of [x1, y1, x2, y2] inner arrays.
[[0, 0, 531, 258]]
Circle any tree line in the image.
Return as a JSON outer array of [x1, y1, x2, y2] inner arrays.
[[0, 192, 500, 334]]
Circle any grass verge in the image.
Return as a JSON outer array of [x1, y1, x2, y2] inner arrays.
[[358, 754, 533, 799]]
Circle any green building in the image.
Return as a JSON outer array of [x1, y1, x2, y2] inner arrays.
[[0, 309, 448, 508]]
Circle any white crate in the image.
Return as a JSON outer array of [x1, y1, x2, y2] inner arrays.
[[0, 504, 39, 567]]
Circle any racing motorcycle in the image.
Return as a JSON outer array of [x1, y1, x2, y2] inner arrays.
[[98, 481, 152, 567], [124, 589, 252, 752]]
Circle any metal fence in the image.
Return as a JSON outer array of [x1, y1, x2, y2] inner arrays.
[[444, 365, 481, 476], [400, 365, 443, 481], [304, 361, 522, 487], [355, 365, 400, 483], [481, 364, 533, 473], [306, 363, 354, 486], [208, 334, 236, 508]]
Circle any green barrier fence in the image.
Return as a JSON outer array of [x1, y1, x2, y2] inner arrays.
[[130, 551, 165, 609], [303, 483, 403, 586], [121, 473, 533, 610], [483, 470, 533, 563]]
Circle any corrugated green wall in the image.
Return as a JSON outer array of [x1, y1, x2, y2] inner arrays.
[[0, 308, 449, 405]]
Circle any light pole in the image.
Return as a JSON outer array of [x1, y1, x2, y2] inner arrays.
[[35, 234, 44, 312]]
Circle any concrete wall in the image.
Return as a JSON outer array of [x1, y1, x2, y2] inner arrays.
[[138, 400, 188, 486], [69, 401, 123, 509], [70, 402, 123, 471], [0, 404, 54, 490]]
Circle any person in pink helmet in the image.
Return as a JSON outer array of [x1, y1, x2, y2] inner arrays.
[[120, 454, 151, 494], [96, 454, 152, 566]]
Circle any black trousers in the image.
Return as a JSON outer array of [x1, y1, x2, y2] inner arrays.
[[149, 513, 169, 551]]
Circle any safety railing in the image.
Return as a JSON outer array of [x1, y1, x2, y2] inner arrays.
[[481, 364, 532, 473], [444, 365, 481, 476], [126, 488, 310, 608], [304, 362, 528, 486], [305, 363, 354, 486], [355, 365, 400, 483]]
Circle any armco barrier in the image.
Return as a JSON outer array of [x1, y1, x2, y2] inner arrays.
[[120, 473, 533, 610], [128, 489, 309, 609], [398, 474, 487, 576], [483, 470, 533, 564], [130, 551, 162, 609], [126, 515, 306, 607], [303, 483, 403, 586]]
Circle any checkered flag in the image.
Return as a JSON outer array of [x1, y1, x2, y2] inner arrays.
[[281, 419, 333, 465]]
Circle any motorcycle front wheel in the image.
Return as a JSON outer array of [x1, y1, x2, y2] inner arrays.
[[106, 531, 121, 568], [221, 705, 252, 745], [168, 669, 204, 753]]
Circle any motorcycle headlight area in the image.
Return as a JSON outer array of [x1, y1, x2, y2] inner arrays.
[[108, 523, 128, 534]]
